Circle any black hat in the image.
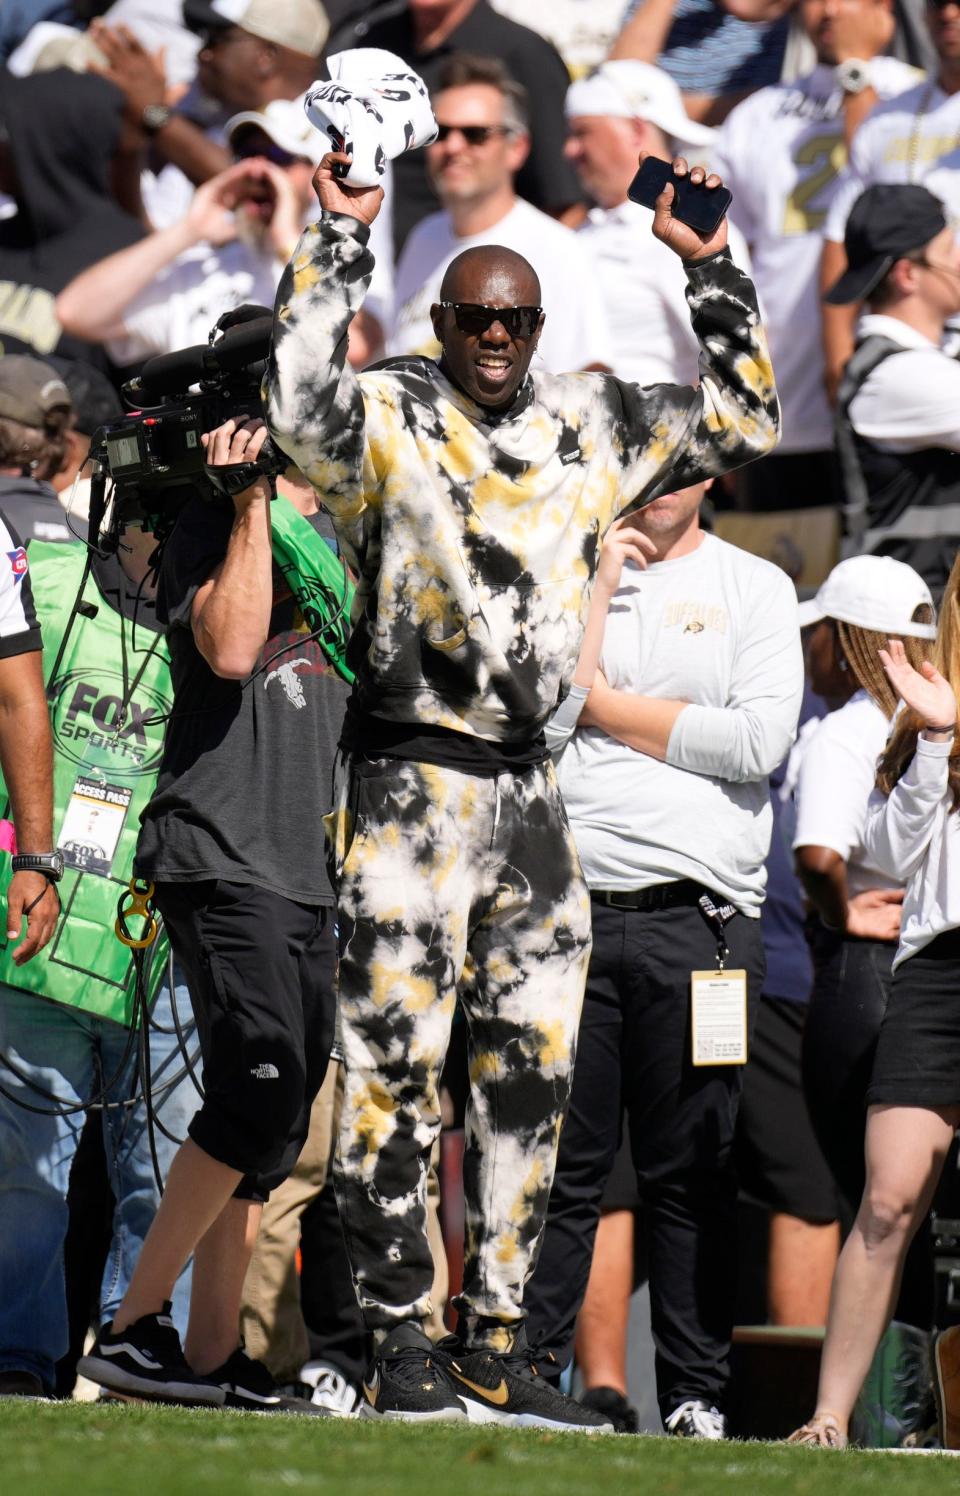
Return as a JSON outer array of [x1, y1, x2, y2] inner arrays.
[[825, 184, 948, 305]]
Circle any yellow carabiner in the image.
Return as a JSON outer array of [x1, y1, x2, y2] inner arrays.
[[115, 877, 159, 949]]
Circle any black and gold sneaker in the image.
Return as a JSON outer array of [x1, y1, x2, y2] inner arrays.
[[360, 1322, 466, 1423], [441, 1329, 614, 1433]]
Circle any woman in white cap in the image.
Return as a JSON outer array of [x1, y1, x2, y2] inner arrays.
[[790, 554, 937, 1443], [790, 552, 960, 1449]]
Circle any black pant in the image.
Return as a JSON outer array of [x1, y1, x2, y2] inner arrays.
[[156, 879, 336, 1202], [803, 931, 893, 1229], [525, 896, 764, 1421]]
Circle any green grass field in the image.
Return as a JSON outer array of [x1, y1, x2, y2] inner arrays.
[[2, 1402, 958, 1496]]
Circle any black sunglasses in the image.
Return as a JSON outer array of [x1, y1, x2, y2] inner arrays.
[[434, 123, 512, 145], [233, 136, 303, 168], [440, 302, 542, 339]]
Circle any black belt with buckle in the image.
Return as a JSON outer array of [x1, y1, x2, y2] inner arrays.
[[590, 879, 708, 912]]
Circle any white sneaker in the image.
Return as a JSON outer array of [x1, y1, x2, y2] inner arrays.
[[299, 1358, 360, 1417], [665, 1400, 726, 1439]]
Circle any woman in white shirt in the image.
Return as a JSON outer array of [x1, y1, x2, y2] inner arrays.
[[793, 557, 935, 1236], [791, 554, 960, 1449]]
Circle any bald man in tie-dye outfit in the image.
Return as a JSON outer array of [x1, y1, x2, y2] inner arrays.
[[265, 149, 779, 1428]]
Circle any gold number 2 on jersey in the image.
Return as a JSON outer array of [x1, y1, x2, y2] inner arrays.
[[782, 133, 846, 235]]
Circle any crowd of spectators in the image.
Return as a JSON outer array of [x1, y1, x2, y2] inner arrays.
[[1, 0, 960, 1453]]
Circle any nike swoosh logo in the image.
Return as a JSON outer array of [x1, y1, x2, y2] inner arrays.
[[363, 1370, 379, 1406], [450, 1368, 509, 1406]]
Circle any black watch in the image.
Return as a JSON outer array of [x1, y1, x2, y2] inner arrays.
[[11, 851, 65, 883]]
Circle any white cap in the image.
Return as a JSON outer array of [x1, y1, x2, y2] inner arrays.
[[797, 555, 937, 639], [565, 61, 715, 150], [227, 96, 324, 164], [184, 0, 329, 58]]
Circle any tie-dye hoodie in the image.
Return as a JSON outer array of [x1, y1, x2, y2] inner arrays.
[[265, 211, 779, 742]]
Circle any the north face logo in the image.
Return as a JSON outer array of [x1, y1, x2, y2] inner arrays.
[[250, 1063, 280, 1080]]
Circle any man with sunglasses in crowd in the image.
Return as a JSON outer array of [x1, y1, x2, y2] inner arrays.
[[389, 52, 611, 373], [265, 144, 780, 1429]]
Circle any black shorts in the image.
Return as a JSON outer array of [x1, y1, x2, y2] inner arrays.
[[155, 879, 337, 1201], [736, 995, 839, 1224], [600, 1129, 639, 1214], [868, 929, 960, 1109]]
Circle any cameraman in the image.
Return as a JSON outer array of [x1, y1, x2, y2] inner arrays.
[[79, 415, 344, 1412]]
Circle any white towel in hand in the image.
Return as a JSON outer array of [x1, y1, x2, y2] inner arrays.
[[304, 48, 438, 189]]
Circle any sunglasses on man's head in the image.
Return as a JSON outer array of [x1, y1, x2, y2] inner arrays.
[[434, 123, 512, 146], [440, 302, 542, 339]]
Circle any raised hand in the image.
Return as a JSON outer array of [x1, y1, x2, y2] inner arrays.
[[831, 2, 895, 63], [879, 639, 957, 733], [88, 20, 167, 124], [184, 163, 260, 246], [648, 153, 728, 263], [596, 518, 657, 595], [312, 151, 384, 226]]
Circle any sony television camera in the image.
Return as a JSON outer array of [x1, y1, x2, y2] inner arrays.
[[86, 307, 286, 550]]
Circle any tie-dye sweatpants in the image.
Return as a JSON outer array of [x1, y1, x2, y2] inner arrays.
[[327, 754, 592, 1351]]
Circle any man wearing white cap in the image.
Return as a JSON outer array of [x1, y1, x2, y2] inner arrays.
[[80, 0, 330, 233], [54, 102, 392, 369], [564, 59, 750, 387], [712, 0, 919, 509]]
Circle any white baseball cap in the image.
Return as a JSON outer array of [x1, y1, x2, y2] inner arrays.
[[797, 555, 937, 639], [564, 61, 715, 150], [184, 0, 329, 58], [227, 96, 324, 164]]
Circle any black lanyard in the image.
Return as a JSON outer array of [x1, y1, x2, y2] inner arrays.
[[698, 893, 738, 972]]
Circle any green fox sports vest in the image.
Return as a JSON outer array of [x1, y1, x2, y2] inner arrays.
[[0, 543, 173, 1025], [270, 495, 355, 684], [0, 507, 353, 1023]]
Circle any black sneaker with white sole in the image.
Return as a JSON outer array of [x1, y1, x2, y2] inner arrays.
[[78, 1303, 224, 1406], [210, 1347, 332, 1415], [440, 1330, 614, 1433], [360, 1322, 466, 1423]]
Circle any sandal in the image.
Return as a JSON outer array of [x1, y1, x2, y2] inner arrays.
[[786, 1410, 847, 1448]]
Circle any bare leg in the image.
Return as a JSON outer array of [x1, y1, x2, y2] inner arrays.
[[112, 1139, 242, 1333], [574, 1210, 634, 1395], [187, 1197, 263, 1374], [805, 1104, 960, 1438], [767, 1214, 840, 1327]]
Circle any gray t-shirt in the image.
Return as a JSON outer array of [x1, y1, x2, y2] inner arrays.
[[135, 496, 349, 904]]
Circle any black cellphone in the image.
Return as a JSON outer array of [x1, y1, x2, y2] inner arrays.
[[627, 156, 732, 236]]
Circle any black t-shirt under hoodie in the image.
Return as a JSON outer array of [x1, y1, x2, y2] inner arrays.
[[0, 69, 143, 373]]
